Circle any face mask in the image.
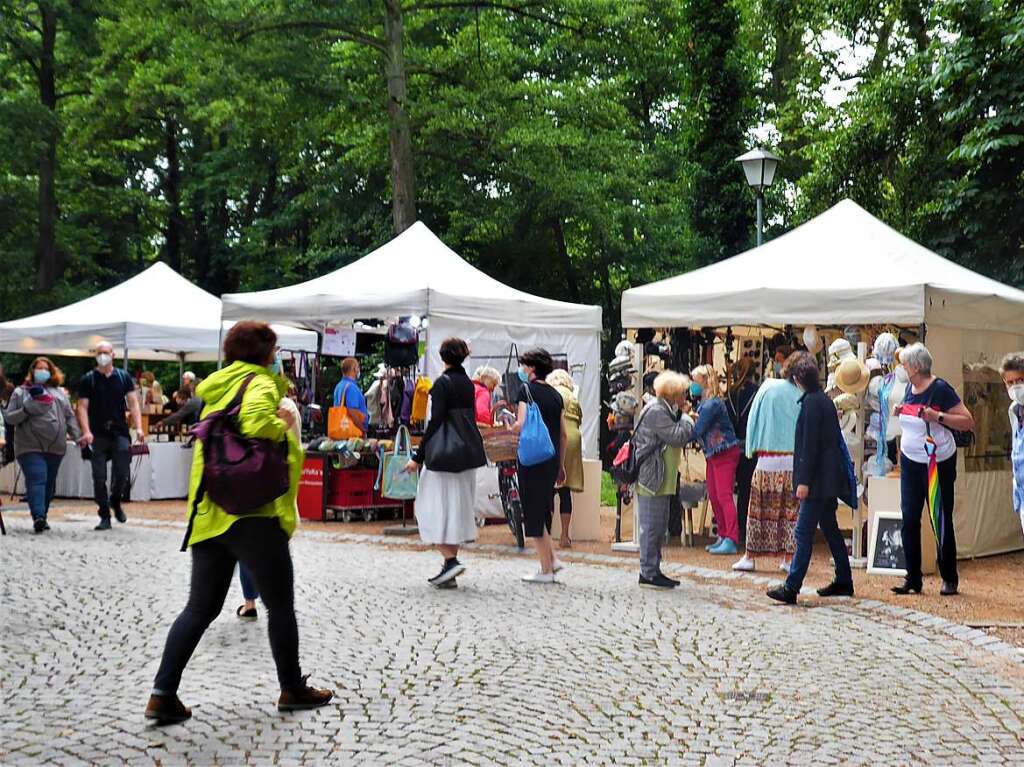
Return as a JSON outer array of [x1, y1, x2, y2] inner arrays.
[[33, 369, 51, 384], [270, 352, 283, 375], [96, 353, 112, 367], [689, 382, 703, 398], [1009, 383, 1024, 406], [517, 368, 529, 383], [894, 366, 909, 384]]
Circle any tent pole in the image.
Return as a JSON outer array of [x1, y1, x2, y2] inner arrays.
[[123, 348, 129, 373], [216, 323, 224, 369], [178, 352, 185, 382], [315, 330, 323, 404]]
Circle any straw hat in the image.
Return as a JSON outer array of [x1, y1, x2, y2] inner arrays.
[[835, 358, 870, 395]]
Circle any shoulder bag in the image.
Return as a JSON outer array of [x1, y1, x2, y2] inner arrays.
[[377, 425, 419, 500], [516, 383, 556, 467], [423, 375, 487, 473], [328, 382, 365, 439]]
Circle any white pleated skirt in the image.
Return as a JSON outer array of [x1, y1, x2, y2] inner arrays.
[[416, 467, 478, 545]]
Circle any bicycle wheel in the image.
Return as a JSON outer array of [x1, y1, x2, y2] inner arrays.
[[506, 476, 526, 551]]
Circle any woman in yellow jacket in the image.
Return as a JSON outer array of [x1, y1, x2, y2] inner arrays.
[[146, 322, 332, 726]]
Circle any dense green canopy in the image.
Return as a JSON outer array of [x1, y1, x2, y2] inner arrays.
[[2, 0, 1021, 342]]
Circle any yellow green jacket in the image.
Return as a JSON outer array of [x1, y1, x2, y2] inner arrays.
[[185, 361, 302, 547]]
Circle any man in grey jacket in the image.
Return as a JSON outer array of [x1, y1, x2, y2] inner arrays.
[[631, 371, 695, 589]]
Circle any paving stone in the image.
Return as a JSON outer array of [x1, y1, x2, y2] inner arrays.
[[1, 514, 1023, 764]]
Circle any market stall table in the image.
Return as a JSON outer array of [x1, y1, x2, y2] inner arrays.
[[0, 441, 193, 502]]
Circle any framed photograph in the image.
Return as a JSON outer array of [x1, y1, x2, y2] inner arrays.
[[867, 511, 907, 576]]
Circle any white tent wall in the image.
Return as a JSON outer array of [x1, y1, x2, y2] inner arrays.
[[426, 317, 601, 459], [927, 324, 1024, 559]]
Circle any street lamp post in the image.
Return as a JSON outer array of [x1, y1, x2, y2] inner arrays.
[[735, 148, 780, 247]]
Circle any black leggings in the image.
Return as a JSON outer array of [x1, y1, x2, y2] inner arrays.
[[554, 486, 573, 517], [153, 517, 303, 694]]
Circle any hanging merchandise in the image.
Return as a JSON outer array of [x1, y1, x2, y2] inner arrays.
[[411, 376, 431, 423], [872, 332, 899, 367], [802, 325, 821, 354], [501, 343, 526, 405], [384, 318, 419, 368], [388, 371, 405, 427], [400, 375, 415, 424], [377, 425, 419, 500]]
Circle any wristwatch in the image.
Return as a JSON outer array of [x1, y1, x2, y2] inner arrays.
[[937, 413, 945, 425]]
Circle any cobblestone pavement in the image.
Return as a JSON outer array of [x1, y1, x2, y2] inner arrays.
[[2, 514, 1024, 766]]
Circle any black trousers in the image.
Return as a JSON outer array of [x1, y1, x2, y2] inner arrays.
[[90, 432, 131, 516], [153, 517, 303, 694], [735, 452, 755, 543], [900, 453, 958, 586]]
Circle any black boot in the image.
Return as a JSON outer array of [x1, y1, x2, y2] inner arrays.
[[767, 585, 798, 604], [891, 579, 922, 595]]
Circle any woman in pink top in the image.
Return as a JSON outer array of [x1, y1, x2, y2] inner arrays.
[[472, 365, 501, 424]]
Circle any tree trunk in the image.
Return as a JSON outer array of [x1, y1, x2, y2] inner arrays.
[[163, 118, 184, 272], [552, 217, 580, 302], [35, 4, 61, 291], [383, 0, 417, 234]]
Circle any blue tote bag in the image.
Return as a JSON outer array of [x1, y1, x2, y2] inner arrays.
[[516, 383, 556, 467], [378, 425, 419, 500]]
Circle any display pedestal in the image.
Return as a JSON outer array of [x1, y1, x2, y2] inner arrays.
[[551, 459, 602, 542]]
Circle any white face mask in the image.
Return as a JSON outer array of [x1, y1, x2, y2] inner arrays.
[[1009, 383, 1024, 406], [96, 353, 112, 367], [894, 366, 909, 384]]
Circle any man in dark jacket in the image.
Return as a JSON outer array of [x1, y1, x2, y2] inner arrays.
[[768, 352, 853, 605]]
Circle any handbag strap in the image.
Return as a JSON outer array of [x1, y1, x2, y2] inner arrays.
[[338, 379, 350, 409], [393, 424, 412, 456], [504, 343, 520, 374]]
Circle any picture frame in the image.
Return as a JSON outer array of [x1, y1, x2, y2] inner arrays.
[[867, 510, 907, 576]]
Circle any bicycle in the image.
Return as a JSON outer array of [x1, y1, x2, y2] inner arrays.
[[485, 406, 526, 550]]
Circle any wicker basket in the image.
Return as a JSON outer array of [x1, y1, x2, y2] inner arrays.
[[478, 425, 519, 464]]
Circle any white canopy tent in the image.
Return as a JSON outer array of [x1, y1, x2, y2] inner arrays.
[[221, 221, 603, 457], [0, 262, 318, 362], [622, 199, 1024, 558]]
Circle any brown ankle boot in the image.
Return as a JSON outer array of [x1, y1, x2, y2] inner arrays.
[[278, 675, 334, 711], [145, 694, 192, 725]]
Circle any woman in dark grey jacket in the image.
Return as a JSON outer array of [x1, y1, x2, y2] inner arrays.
[[4, 357, 80, 533], [631, 371, 694, 589], [767, 352, 853, 604]]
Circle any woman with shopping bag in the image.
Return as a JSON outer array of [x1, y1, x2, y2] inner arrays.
[[404, 338, 486, 589], [511, 348, 567, 584]]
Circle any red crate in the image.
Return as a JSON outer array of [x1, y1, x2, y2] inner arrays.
[[327, 467, 376, 508]]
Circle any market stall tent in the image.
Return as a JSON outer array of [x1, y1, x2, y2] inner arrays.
[[622, 198, 1024, 558], [221, 221, 603, 457], [0, 262, 317, 361]]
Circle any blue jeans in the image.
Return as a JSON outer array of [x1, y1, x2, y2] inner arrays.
[[17, 452, 64, 521], [239, 564, 259, 601], [785, 497, 852, 592]]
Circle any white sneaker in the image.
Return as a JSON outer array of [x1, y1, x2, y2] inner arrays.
[[553, 558, 566, 573], [731, 555, 755, 572], [521, 571, 556, 584], [779, 561, 791, 573]]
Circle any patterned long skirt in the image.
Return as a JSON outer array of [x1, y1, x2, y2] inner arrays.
[[745, 452, 799, 556]]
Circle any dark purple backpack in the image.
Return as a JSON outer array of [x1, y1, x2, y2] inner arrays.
[[180, 374, 289, 550]]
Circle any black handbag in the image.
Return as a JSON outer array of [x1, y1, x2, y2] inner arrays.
[[501, 343, 525, 405], [424, 407, 487, 473]]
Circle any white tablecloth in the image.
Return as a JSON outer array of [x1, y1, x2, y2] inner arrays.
[[0, 441, 193, 501]]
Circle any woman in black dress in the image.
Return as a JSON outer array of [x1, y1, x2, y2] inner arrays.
[[512, 348, 567, 584]]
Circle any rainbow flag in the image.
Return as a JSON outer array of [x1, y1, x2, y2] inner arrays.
[[924, 435, 944, 545]]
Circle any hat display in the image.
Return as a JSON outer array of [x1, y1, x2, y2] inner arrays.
[[827, 338, 855, 372], [614, 340, 634, 359], [872, 332, 898, 366], [835, 358, 870, 395], [802, 325, 821, 354]]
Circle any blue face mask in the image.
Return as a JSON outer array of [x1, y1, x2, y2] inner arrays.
[[270, 353, 283, 375], [33, 369, 51, 384], [689, 382, 703, 398], [517, 368, 529, 383]]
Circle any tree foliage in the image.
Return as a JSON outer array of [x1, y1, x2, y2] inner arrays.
[[0, 0, 1021, 336]]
